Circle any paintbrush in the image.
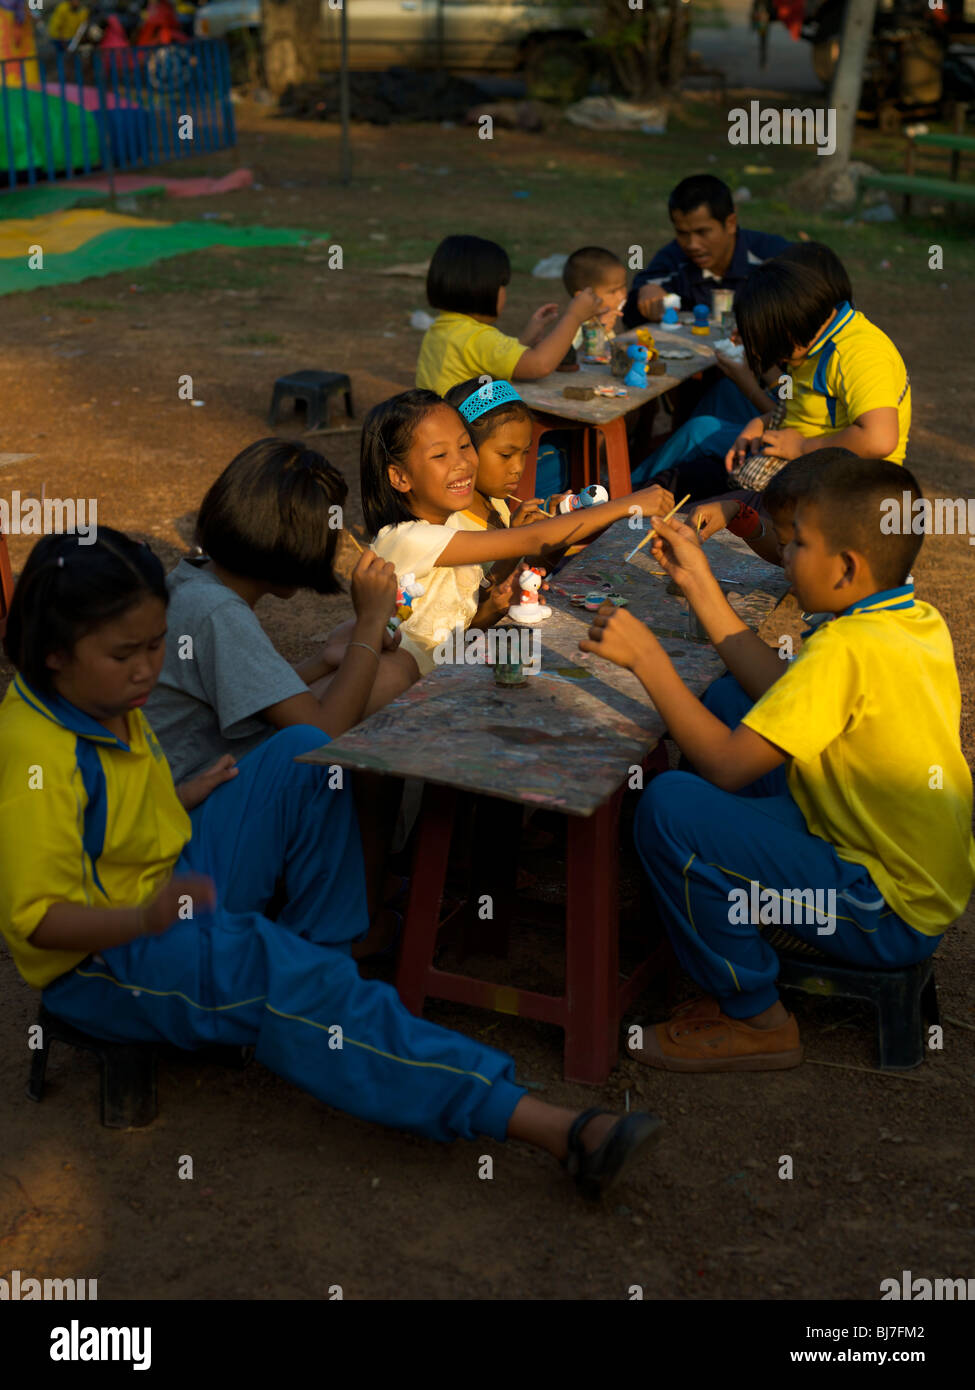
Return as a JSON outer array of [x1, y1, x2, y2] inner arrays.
[[624, 493, 691, 562], [346, 531, 365, 554], [505, 494, 553, 517]]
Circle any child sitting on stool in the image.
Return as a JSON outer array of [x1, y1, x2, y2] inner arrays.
[[582, 450, 975, 1071]]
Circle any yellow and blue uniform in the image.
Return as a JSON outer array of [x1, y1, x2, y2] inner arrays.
[[785, 301, 911, 465], [0, 678, 525, 1141], [634, 585, 975, 1017]]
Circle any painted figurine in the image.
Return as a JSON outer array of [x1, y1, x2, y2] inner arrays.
[[558, 484, 609, 513], [692, 303, 711, 336], [509, 566, 552, 624], [623, 344, 649, 389], [660, 292, 681, 329], [387, 572, 425, 634]]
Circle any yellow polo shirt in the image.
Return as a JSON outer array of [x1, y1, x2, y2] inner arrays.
[[0, 677, 191, 990], [416, 312, 527, 396], [785, 303, 911, 464], [743, 587, 975, 934]]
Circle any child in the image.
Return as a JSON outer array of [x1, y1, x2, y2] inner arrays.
[[0, 529, 660, 1197], [632, 241, 856, 501], [361, 388, 674, 675], [690, 453, 824, 568], [442, 377, 538, 533], [415, 234, 601, 396], [726, 256, 911, 480], [582, 452, 975, 1070], [562, 246, 628, 357], [146, 438, 418, 787]]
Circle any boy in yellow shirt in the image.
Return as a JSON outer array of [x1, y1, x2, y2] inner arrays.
[[582, 450, 974, 1070]]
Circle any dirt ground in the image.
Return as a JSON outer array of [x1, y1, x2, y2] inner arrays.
[[1, 101, 974, 1302]]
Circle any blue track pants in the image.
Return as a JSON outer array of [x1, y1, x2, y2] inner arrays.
[[634, 675, 940, 1017], [44, 726, 525, 1143]]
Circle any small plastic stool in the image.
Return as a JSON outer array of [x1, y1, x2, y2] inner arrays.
[[768, 931, 940, 1070], [268, 370, 354, 432], [27, 1005, 158, 1129]]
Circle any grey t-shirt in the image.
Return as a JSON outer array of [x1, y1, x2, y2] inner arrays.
[[147, 558, 308, 783]]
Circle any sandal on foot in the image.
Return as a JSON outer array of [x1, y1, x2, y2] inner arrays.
[[563, 1107, 663, 1201], [634, 1012, 803, 1073]]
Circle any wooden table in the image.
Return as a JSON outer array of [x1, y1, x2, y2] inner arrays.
[[514, 320, 718, 501], [301, 520, 788, 1083]]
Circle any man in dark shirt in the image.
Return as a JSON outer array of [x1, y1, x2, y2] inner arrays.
[[623, 175, 789, 327]]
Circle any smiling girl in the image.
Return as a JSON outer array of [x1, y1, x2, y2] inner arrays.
[[361, 389, 674, 675]]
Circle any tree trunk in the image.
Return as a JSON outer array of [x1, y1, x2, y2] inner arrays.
[[828, 0, 879, 169], [261, 0, 321, 96]]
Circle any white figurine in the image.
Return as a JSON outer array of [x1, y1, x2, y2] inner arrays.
[[558, 484, 609, 513], [509, 566, 551, 624]]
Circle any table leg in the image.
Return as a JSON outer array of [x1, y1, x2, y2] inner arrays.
[[395, 784, 457, 1015], [563, 791, 622, 1084], [595, 416, 632, 498]]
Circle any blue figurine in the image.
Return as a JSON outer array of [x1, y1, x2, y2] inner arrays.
[[692, 303, 711, 335], [623, 343, 649, 389]]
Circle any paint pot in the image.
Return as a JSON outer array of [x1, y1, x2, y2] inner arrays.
[[493, 656, 527, 688], [685, 602, 709, 641], [584, 592, 607, 611], [711, 287, 734, 325]]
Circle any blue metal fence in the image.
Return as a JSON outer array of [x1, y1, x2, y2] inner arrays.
[[0, 37, 236, 189]]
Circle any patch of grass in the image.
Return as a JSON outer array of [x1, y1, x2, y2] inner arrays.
[[136, 246, 308, 295]]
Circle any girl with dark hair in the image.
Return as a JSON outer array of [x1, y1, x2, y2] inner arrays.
[[0, 533, 662, 1197], [728, 257, 909, 473], [416, 233, 601, 396], [146, 438, 418, 789], [361, 389, 674, 676]]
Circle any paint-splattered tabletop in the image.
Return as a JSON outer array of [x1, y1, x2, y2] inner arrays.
[[300, 521, 789, 817], [515, 323, 717, 423]]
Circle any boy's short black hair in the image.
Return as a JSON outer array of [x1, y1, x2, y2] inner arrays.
[[734, 259, 839, 375], [562, 246, 625, 295], [360, 388, 452, 536], [426, 235, 511, 318], [762, 455, 836, 518], [443, 377, 532, 449], [195, 438, 347, 594], [3, 527, 168, 693], [794, 450, 923, 590], [668, 175, 735, 224], [776, 240, 853, 309]]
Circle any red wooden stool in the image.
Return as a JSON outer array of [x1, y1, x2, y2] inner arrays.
[[516, 411, 633, 503], [394, 744, 669, 1085]]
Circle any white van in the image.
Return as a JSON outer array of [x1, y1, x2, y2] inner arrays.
[[196, 0, 596, 93]]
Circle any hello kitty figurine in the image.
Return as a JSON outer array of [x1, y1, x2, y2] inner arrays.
[[387, 572, 425, 634], [509, 566, 551, 624], [558, 484, 609, 513]]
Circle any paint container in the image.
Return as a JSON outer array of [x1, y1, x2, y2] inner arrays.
[[685, 601, 709, 641], [711, 288, 734, 325], [493, 657, 527, 688]]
